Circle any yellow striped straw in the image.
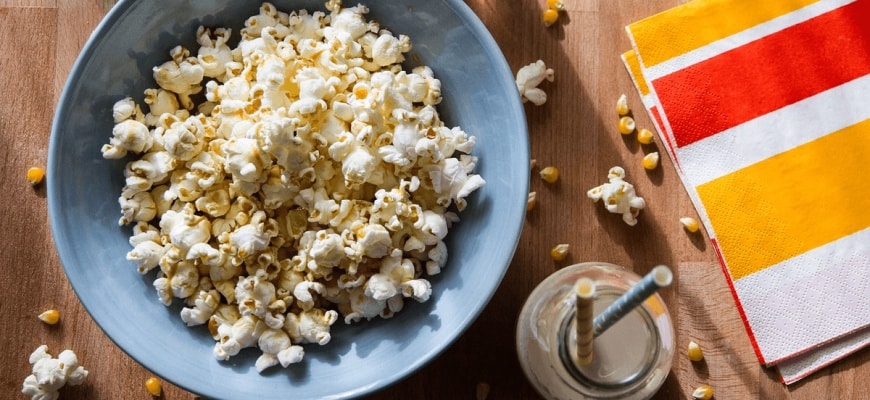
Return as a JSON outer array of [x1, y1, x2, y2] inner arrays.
[[574, 278, 596, 365]]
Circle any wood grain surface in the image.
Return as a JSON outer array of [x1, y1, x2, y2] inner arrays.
[[1, 0, 868, 399]]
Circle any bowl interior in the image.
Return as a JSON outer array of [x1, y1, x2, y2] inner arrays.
[[48, 0, 528, 398]]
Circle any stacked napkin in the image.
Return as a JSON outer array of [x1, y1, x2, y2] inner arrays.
[[621, 0, 870, 384]]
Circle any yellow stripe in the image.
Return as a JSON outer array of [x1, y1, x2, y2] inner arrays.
[[628, 0, 818, 68], [697, 119, 870, 280], [622, 50, 650, 97]]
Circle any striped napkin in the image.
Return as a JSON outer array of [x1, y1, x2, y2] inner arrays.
[[621, 0, 870, 384]]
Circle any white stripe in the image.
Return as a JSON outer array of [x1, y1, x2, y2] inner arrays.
[[732, 227, 870, 364], [777, 328, 870, 384], [676, 74, 870, 187], [641, 0, 854, 81]]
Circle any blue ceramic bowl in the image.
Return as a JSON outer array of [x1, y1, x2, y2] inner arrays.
[[48, 0, 528, 399]]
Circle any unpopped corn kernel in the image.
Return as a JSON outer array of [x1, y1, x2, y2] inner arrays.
[[642, 152, 659, 170], [38, 309, 60, 325], [547, 0, 566, 11], [145, 376, 162, 396], [687, 340, 704, 362], [637, 128, 655, 144], [542, 8, 560, 27], [540, 166, 559, 183], [550, 243, 569, 261], [680, 217, 700, 233], [616, 94, 630, 116], [617, 116, 635, 135], [27, 167, 45, 186], [527, 191, 537, 211], [692, 384, 713, 400]]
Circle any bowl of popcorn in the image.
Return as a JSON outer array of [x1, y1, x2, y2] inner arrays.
[[47, 0, 527, 398]]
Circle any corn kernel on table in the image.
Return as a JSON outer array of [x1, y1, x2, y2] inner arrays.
[[2, 0, 868, 399]]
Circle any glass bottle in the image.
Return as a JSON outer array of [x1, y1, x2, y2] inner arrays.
[[516, 262, 675, 399]]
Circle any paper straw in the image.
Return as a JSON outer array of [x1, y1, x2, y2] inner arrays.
[[574, 277, 596, 365], [592, 265, 673, 338]]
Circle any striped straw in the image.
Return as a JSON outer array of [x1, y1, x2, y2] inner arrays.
[[592, 265, 673, 338], [574, 278, 597, 365]]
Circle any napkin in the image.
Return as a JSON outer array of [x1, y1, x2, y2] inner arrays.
[[621, 0, 870, 384]]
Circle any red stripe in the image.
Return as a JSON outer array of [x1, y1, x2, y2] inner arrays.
[[712, 238, 767, 365], [649, 105, 679, 170], [653, 0, 870, 148]]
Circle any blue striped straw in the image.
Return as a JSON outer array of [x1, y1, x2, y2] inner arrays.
[[592, 265, 673, 338]]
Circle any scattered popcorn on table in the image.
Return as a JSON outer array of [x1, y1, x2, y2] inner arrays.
[[616, 93, 630, 116], [100, 1, 484, 372], [27, 167, 45, 186], [550, 243, 569, 261], [680, 217, 700, 233], [38, 309, 60, 325], [516, 60, 554, 106], [145, 376, 162, 396], [641, 152, 659, 170], [527, 191, 537, 211], [21, 345, 88, 400], [587, 166, 646, 226], [539, 166, 559, 183]]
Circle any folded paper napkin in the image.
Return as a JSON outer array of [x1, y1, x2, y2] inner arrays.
[[621, 0, 870, 384]]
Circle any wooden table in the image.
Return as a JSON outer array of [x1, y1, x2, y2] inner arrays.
[[2, 0, 867, 399]]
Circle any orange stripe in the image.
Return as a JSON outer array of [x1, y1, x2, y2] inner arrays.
[[622, 50, 650, 97], [697, 120, 870, 280], [628, 0, 818, 68], [654, 0, 870, 148]]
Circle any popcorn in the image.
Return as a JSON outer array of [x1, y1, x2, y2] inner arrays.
[[516, 60, 554, 106], [22, 345, 88, 400], [284, 308, 338, 345], [180, 289, 221, 326], [256, 327, 304, 372], [101, 119, 152, 159], [153, 46, 205, 110], [102, 0, 484, 372], [587, 166, 646, 226]]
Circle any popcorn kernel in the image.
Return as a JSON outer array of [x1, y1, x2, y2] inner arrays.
[[540, 166, 559, 183], [687, 340, 704, 362], [27, 167, 45, 186], [617, 116, 635, 135], [543, 9, 560, 27], [550, 243, 569, 261], [527, 191, 537, 211], [680, 217, 700, 233], [547, 0, 566, 11], [145, 377, 162, 396], [642, 152, 659, 170], [637, 128, 655, 144], [38, 309, 60, 325], [616, 94, 630, 116], [692, 384, 713, 400]]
